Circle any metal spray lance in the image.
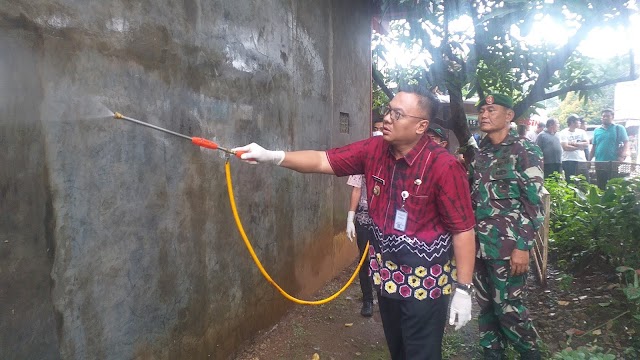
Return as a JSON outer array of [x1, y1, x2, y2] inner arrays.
[[113, 112, 246, 157]]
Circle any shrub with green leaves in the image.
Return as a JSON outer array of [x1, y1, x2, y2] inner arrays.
[[616, 266, 640, 322], [552, 346, 616, 360], [545, 175, 640, 270]]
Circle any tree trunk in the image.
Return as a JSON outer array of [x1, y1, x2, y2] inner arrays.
[[447, 85, 474, 165]]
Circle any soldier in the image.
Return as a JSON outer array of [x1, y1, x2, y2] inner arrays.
[[470, 94, 545, 360]]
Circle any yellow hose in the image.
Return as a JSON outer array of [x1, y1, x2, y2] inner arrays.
[[224, 160, 369, 305]]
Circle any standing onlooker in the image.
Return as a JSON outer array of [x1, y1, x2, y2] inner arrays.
[[590, 109, 629, 189], [233, 85, 477, 360], [471, 93, 545, 360], [558, 114, 589, 181], [517, 124, 529, 141], [426, 123, 449, 148], [346, 116, 384, 317], [525, 123, 544, 143], [532, 122, 545, 142], [536, 118, 563, 179]]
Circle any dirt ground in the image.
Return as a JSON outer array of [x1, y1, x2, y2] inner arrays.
[[233, 261, 639, 360]]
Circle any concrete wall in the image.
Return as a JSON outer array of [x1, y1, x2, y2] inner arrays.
[[0, 1, 372, 359]]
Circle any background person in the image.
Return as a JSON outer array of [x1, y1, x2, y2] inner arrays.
[[559, 114, 589, 181], [233, 86, 477, 360], [426, 123, 449, 148], [471, 93, 545, 360], [345, 116, 384, 317], [535, 118, 563, 179], [590, 109, 629, 189]]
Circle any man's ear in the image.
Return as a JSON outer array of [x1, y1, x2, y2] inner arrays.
[[506, 109, 515, 123], [416, 120, 429, 135]]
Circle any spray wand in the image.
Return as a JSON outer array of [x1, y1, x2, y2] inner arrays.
[[113, 111, 363, 305], [113, 112, 245, 158]]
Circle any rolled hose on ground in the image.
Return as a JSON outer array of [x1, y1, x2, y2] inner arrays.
[[224, 160, 369, 305]]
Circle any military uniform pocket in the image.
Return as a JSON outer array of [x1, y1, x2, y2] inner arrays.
[[488, 179, 520, 200]]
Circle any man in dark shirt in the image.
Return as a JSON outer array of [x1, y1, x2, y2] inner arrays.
[[535, 118, 563, 179], [233, 86, 476, 360]]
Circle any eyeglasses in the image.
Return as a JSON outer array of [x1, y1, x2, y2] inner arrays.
[[381, 106, 427, 122]]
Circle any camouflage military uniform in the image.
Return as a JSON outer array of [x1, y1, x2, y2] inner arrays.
[[470, 131, 545, 353]]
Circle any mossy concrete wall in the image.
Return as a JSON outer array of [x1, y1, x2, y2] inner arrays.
[[0, 1, 372, 358]]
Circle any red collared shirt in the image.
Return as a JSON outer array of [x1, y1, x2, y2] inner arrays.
[[327, 135, 475, 301]]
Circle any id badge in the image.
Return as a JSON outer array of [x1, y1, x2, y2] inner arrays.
[[393, 208, 408, 232]]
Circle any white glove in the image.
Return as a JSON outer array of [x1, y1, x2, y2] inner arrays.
[[231, 143, 285, 165], [448, 287, 472, 330], [346, 211, 356, 242]]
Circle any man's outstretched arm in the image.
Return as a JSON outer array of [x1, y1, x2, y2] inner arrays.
[[232, 143, 335, 174]]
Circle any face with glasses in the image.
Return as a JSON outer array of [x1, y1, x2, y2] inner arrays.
[[380, 92, 430, 147]]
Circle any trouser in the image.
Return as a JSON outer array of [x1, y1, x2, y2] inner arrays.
[[473, 258, 537, 353], [355, 221, 373, 302], [562, 161, 578, 182], [543, 162, 562, 179], [595, 165, 622, 190], [377, 293, 449, 360]]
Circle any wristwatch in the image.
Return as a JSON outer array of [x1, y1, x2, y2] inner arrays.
[[456, 283, 475, 295]]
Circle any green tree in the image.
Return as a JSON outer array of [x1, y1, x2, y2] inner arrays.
[[551, 86, 615, 126], [372, 0, 637, 161]]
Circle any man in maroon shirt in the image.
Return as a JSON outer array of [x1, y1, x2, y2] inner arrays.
[[233, 86, 476, 360]]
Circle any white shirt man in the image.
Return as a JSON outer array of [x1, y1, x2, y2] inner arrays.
[[558, 114, 589, 181]]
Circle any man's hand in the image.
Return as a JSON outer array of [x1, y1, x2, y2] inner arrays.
[[448, 288, 472, 330], [232, 143, 285, 165], [510, 249, 530, 276], [346, 211, 356, 242]]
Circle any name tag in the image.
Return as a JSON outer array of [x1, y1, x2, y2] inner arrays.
[[393, 208, 408, 232]]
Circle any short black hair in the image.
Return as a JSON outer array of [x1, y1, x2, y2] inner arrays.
[[546, 118, 557, 128], [602, 108, 614, 116], [567, 114, 581, 126], [397, 84, 440, 122], [517, 124, 527, 136]]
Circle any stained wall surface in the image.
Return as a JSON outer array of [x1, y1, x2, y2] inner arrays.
[[0, 1, 372, 358]]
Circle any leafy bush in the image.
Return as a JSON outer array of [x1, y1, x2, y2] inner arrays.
[[552, 346, 616, 360], [616, 266, 640, 321], [545, 175, 640, 270]]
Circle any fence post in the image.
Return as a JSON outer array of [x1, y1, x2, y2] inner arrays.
[[532, 187, 551, 285]]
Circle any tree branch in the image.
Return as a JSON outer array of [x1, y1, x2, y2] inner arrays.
[[372, 67, 394, 99], [515, 5, 634, 118], [542, 73, 638, 101]]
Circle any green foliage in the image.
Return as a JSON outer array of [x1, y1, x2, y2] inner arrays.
[[372, 83, 389, 110], [552, 346, 616, 360], [550, 86, 614, 126], [441, 331, 465, 359], [372, 0, 635, 126], [616, 266, 640, 320], [558, 273, 574, 291], [546, 175, 640, 270]]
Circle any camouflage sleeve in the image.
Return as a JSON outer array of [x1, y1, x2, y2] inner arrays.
[[515, 141, 545, 250]]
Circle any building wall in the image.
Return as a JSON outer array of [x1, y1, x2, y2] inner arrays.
[[0, 1, 372, 359]]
